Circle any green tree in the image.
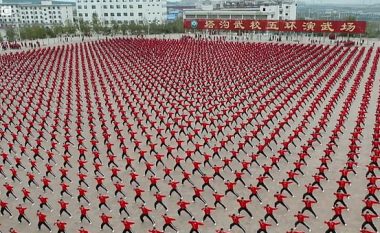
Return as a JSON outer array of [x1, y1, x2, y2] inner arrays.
[[92, 13, 103, 34], [111, 20, 120, 35], [64, 20, 77, 35], [120, 21, 129, 35], [6, 27, 17, 41]]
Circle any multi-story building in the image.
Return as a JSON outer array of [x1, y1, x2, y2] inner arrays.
[[183, 0, 297, 21], [76, 0, 167, 25], [0, 0, 75, 27]]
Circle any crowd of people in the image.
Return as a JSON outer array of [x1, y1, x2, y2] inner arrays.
[[0, 37, 379, 233]]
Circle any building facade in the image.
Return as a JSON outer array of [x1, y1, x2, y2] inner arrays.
[[0, 0, 75, 27], [184, 0, 297, 21], [76, 0, 167, 25]]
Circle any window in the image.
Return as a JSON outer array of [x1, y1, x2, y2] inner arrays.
[[104, 13, 108, 16], [78, 13, 83, 16], [103, 5, 107, 8], [123, 12, 127, 16], [92, 5, 96, 9], [138, 12, 142, 16], [123, 5, 127, 8], [110, 5, 114, 8], [84, 5, 87, 9], [285, 13, 288, 16], [138, 4, 142, 8], [78, 5, 82, 9], [262, 7, 266, 11], [130, 12, 134, 16], [85, 13, 88, 16], [129, 5, 133, 8], [110, 12, 114, 16], [286, 5, 289, 9], [117, 13, 121, 16], [116, 5, 121, 8]]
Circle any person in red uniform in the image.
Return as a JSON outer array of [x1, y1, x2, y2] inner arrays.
[[177, 198, 192, 217], [237, 197, 253, 219], [79, 205, 91, 223], [38, 195, 52, 211], [100, 213, 114, 232], [362, 211, 378, 232], [98, 194, 111, 211], [16, 204, 30, 225], [22, 187, 34, 204], [118, 197, 130, 216], [324, 219, 340, 233], [77, 186, 90, 204], [256, 175, 269, 192], [202, 204, 216, 225], [225, 180, 238, 197], [213, 191, 227, 209], [303, 183, 319, 202], [162, 213, 178, 232], [154, 191, 167, 211], [257, 219, 271, 233], [121, 218, 134, 233], [0, 199, 12, 217], [264, 204, 278, 225], [139, 204, 155, 225], [134, 186, 146, 203], [54, 220, 67, 233], [229, 214, 245, 233], [362, 198, 379, 215], [192, 186, 206, 204], [4, 182, 17, 199], [302, 198, 317, 218], [188, 217, 204, 233], [37, 210, 51, 231], [274, 191, 289, 210], [331, 204, 347, 225], [294, 211, 310, 231]]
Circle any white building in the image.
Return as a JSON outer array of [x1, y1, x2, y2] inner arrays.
[[0, 0, 75, 27], [76, 0, 167, 25], [260, 1, 297, 20], [185, 0, 297, 21]]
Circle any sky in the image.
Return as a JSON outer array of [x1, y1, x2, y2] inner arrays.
[[301, 0, 376, 4]]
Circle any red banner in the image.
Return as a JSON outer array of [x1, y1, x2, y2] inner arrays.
[[184, 19, 367, 34]]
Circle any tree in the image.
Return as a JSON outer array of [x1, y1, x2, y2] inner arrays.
[[64, 20, 77, 35], [120, 21, 129, 35], [92, 13, 103, 34], [6, 27, 17, 41], [52, 24, 64, 36], [111, 20, 120, 35]]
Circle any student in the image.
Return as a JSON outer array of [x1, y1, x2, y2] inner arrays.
[[294, 211, 310, 231], [79, 205, 91, 223], [162, 214, 178, 232], [237, 197, 253, 219], [37, 210, 51, 231], [229, 214, 245, 233], [139, 204, 155, 225], [257, 219, 271, 233], [362, 211, 378, 232], [202, 204, 216, 225], [100, 213, 114, 232], [121, 218, 135, 233], [331, 204, 347, 225], [188, 217, 204, 233], [264, 204, 278, 225], [16, 204, 30, 225]]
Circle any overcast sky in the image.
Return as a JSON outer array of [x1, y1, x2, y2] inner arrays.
[[301, 0, 375, 4]]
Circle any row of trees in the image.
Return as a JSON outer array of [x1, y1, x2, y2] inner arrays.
[[3, 17, 185, 42]]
